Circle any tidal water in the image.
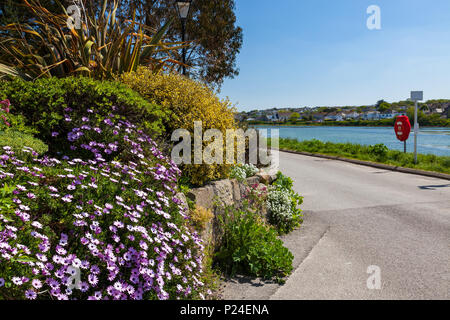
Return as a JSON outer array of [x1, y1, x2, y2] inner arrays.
[[255, 126, 450, 157]]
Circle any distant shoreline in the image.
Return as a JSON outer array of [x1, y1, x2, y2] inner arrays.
[[247, 122, 450, 128]]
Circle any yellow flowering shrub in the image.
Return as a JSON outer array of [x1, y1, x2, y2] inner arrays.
[[121, 67, 238, 185]]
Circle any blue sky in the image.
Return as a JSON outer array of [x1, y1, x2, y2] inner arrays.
[[219, 0, 450, 112]]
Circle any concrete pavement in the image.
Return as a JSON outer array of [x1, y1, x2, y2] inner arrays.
[[270, 151, 450, 300]]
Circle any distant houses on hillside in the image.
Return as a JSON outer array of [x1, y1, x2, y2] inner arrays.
[[238, 101, 450, 124]]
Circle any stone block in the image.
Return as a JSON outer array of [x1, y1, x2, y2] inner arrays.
[[211, 179, 234, 207], [187, 186, 215, 210]]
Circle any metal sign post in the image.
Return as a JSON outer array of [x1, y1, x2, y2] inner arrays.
[[410, 91, 423, 164]]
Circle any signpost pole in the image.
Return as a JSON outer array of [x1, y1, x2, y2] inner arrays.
[[414, 100, 418, 164], [411, 91, 423, 165], [404, 140, 406, 153]]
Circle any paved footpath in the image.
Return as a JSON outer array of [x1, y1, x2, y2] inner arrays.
[[222, 151, 450, 299], [268, 151, 450, 300]]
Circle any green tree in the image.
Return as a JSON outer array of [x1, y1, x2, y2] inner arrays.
[[377, 102, 391, 112], [407, 107, 426, 124], [0, 0, 243, 88], [104, 0, 243, 88], [290, 112, 300, 122], [376, 100, 386, 108]]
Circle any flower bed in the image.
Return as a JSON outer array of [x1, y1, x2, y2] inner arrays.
[[0, 106, 208, 300]]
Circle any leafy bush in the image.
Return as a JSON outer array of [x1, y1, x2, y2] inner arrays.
[[0, 131, 48, 161], [215, 203, 293, 281], [229, 164, 259, 182], [272, 170, 295, 191], [267, 172, 303, 235], [0, 0, 180, 80], [0, 77, 167, 157], [121, 67, 238, 186], [369, 144, 389, 160], [442, 158, 450, 168], [0, 107, 208, 300], [0, 99, 10, 128], [0, 99, 36, 135]]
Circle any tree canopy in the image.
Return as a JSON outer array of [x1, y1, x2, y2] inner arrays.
[[0, 0, 243, 89], [290, 112, 300, 121], [95, 0, 243, 88]]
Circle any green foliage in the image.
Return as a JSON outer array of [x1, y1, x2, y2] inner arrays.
[[368, 144, 389, 161], [0, 77, 166, 156], [122, 67, 237, 186], [377, 102, 391, 112], [0, 130, 48, 161], [101, 0, 243, 88], [267, 172, 303, 235], [0, 114, 36, 135], [0, 99, 37, 134], [272, 171, 294, 191], [0, 0, 181, 81], [276, 138, 450, 175], [0, 184, 15, 218], [215, 203, 294, 281], [290, 112, 300, 121]]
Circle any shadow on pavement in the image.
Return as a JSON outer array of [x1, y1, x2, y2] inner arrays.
[[418, 184, 450, 190]]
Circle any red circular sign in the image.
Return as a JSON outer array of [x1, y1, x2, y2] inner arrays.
[[394, 116, 411, 142]]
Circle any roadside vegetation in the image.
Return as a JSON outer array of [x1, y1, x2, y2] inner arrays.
[[215, 203, 294, 282], [274, 138, 450, 175], [0, 0, 304, 301], [214, 174, 302, 282]]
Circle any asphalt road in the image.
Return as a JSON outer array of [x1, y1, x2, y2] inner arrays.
[[270, 151, 450, 300]]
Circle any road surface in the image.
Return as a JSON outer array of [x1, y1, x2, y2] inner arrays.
[[270, 151, 450, 300]]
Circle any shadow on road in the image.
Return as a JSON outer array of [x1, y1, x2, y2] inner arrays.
[[222, 275, 278, 287], [418, 184, 450, 190]]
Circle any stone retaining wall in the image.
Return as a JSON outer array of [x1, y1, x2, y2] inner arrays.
[[183, 173, 277, 248]]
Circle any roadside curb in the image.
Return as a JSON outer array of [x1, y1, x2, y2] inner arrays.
[[277, 149, 450, 181]]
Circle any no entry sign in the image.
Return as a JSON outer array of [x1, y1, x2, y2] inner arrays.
[[394, 115, 411, 142]]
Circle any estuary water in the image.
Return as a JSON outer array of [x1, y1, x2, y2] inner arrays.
[[255, 126, 450, 157]]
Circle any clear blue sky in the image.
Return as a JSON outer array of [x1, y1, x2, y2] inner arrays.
[[219, 0, 450, 112]]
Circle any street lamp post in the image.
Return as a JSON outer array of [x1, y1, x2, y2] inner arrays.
[[411, 91, 423, 164], [175, 1, 192, 76]]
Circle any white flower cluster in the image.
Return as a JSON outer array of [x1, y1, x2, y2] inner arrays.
[[230, 164, 259, 182], [266, 187, 294, 223], [242, 164, 259, 177]]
